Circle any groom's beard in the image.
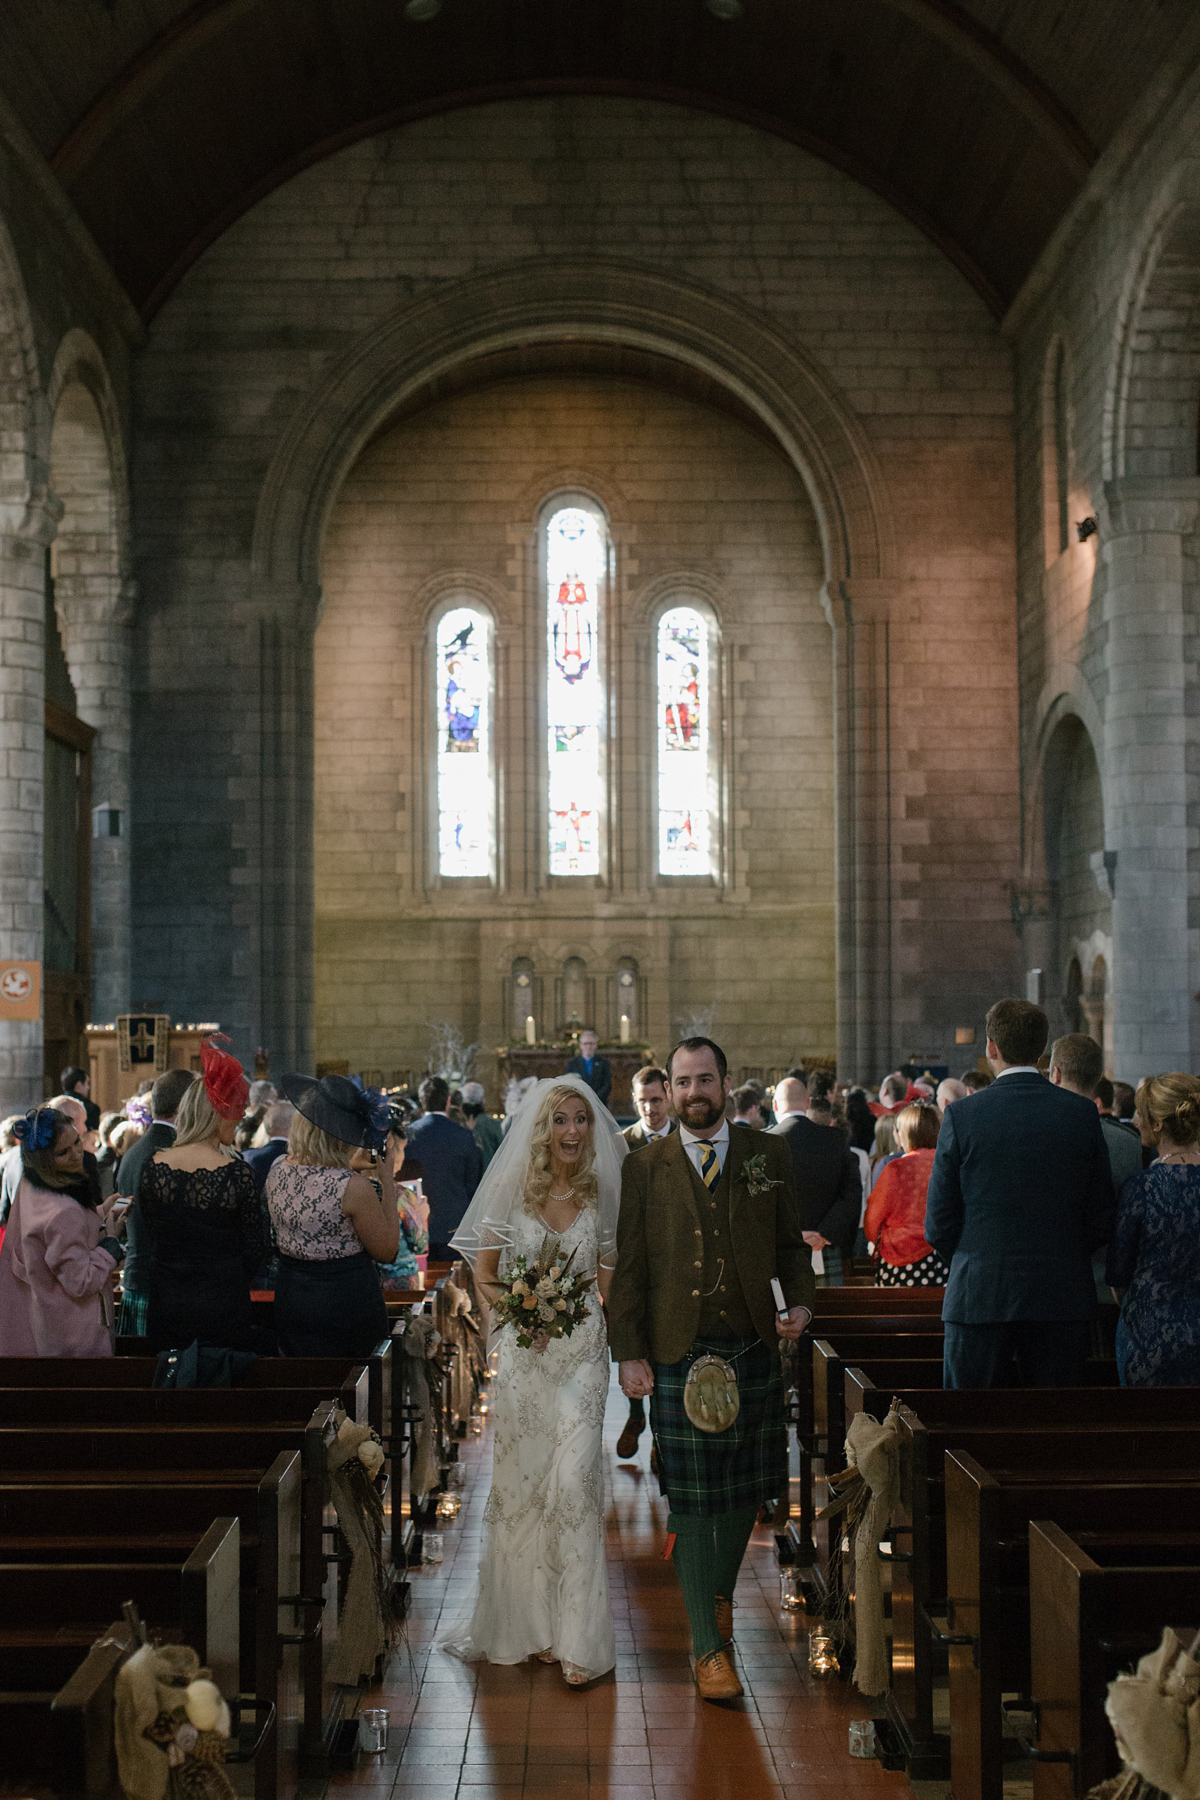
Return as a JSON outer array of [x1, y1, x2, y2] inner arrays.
[[679, 1093, 724, 1133]]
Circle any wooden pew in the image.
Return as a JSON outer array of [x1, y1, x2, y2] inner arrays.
[[0, 1452, 301, 1800], [0, 1401, 339, 1783], [1028, 1522, 1200, 1799], [879, 1403, 1200, 1779], [0, 1518, 240, 1792], [811, 1287, 944, 1313], [945, 1445, 1200, 1800], [0, 1617, 137, 1798]]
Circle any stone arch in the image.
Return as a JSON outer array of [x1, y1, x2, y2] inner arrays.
[[1037, 713, 1111, 1039], [252, 258, 892, 603], [1106, 170, 1200, 482], [46, 334, 133, 1024], [257, 259, 892, 1076]]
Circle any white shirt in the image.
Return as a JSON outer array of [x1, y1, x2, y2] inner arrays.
[[775, 1109, 806, 1122], [995, 1065, 1041, 1079], [678, 1117, 731, 1179]]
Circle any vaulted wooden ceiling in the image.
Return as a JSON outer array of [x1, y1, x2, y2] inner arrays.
[[0, 0, 1191, 319]]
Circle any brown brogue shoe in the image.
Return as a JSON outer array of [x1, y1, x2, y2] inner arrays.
[[694, 1649, 743, 1701], [714, 1596, 734, 1646], [615, 1417, 644, 1460]]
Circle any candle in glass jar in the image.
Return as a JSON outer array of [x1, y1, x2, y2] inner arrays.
[[525, 1014, 536, 1044], [620, 1014, 630, 1044]]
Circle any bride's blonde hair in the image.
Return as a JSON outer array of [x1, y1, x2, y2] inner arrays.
[[524, 1083, 599, 1218]]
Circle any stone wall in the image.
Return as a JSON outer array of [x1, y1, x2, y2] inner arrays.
[[315, 372, 835, 1087], [133, 95, 1021, 1081], [1009, 59, 1200, 1075]]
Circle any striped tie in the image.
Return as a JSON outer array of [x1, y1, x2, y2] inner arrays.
[[699, 1144, 720, 1190]]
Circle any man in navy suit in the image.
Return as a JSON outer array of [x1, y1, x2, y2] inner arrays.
[[566, 1029, 612, 1108], [243, 1101, 295, 1191], [924, 997, 1116, 1389], [407, 1074, 482, 1259]]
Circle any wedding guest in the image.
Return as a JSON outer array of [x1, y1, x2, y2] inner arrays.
[[1106, 1073, 1200, 1385], [877, 1073, 908, 1114], [731, 1085, 764, 1129], [623, 1066, 676, 1150], [113, 1067, 197, 1339], [864, 1101, 948, 1287], [408, 1075, 481, 1258], [960, 1069, 992, 1092], [95, 1111, 124, 1198], [936, 1078, 968, 1111], [139, 1040, 266, 1354], [0, 1106, 123, 1355], [771, 1074, 859, 1285], [109, 1120, 143, 1159], [462, 1082, 503, 1171], [267, 1074, 398, 1356], [243, 1101, 295, 1189], [60, 1065, 100, 1133], [234, 1106, 267, 1154], [373, 1113, 429, 1294], [844, 1087, 876, 1154], [566, 1030, 612, 1107], [1113, 1080, 1138, 1121]]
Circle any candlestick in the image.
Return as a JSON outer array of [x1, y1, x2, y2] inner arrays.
[[620, 1014, 630, 1043], [525, 1014, 536, 1044]]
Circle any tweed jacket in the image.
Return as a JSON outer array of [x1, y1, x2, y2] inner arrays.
[[607, 1124, 813, 1365]]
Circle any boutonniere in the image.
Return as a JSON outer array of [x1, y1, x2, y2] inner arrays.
[[740, 1153, 784, 1197]]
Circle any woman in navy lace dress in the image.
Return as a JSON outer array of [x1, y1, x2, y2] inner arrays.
[[1106, 1072, 1200, 1386]]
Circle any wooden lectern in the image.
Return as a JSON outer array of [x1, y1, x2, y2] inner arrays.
[[85, 1018, 219, 1114]]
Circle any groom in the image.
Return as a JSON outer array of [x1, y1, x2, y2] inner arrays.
[[608, 1036, 813, 1701]]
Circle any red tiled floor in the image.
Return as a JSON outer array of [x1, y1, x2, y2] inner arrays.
[[326, 1371, 915, 1799]]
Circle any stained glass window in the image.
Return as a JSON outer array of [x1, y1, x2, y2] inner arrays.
[[657, 605, 711, 876], [436, 606, 490, 877], [547, 506, 604, 876]]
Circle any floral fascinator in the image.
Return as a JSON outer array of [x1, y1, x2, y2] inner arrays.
[[13, 1107, 59, 1152], [200, 1034, 250, 1121]]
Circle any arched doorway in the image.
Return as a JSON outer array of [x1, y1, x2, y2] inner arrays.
[[1041, 714, 1111, 1057]]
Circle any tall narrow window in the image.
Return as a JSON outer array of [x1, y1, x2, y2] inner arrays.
[[657, 605, 711, 876], [436, 606, 490, 877], [547, 506, 603, 876]]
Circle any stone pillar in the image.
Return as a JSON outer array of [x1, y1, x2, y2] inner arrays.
[[232, 582, 318, 1075], [54, 575, 135, 1024], [1100, 477, 1200, 1074], [826, 579, 894, 1084], [0, 496, 61, 1110]]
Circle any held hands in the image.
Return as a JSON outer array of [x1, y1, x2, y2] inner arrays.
[[801, 1231, 830, 1252], [775, 1304, 812, 1342], [620, 1358, 655, 1399]]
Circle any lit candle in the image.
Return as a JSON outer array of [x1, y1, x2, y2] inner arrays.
[[525, 1014, 536, 1044], [620, 1014, 630, 1043]]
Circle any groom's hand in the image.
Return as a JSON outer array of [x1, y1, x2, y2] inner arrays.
[[775, 1305, 812, 1342], [620, 1359, 655, 1398]]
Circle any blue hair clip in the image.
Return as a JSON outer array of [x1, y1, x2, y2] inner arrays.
[[13, 1107, 58, 1152]]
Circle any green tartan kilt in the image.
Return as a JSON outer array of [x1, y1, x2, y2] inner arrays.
[[649, 1335, 787, 1516], [115, 1290, 149, 1338]]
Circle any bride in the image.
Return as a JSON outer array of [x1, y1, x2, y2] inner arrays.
[[441, 1074, 625, 1686]]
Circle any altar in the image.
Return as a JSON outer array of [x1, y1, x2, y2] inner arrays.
[[85, 1017, 220, 1114], [496, 1042, 654, 1116]]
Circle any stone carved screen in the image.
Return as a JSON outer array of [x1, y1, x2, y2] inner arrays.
[[436, 605, 491, 878], [546, 506, 604, 876], [657, 604, 711, 876]]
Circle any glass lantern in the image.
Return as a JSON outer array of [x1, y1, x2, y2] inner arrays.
[[779, 1567, 804, 1611], [808, 1632, 839, 1676]]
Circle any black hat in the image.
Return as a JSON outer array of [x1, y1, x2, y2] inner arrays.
[[280, 1073, 389, 1150]]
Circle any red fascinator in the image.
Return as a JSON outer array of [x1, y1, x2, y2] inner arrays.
[[200, 1034, 249, 1121]]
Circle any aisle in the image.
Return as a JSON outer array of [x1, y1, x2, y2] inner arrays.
[[334, 1370, 913, 1798]]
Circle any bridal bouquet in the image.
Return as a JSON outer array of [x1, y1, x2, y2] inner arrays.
[[492, 1236, 593, 1349]]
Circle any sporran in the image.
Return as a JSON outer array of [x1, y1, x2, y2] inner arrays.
[[683, 1353, 741, 1433]]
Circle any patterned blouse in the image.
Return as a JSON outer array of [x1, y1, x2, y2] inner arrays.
[[1106, 1162, 1200, 1385], [265, 1161, 361, 1262]]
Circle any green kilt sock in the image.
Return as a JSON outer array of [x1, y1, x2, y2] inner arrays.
[[667, 1512, 722, 1660], [713, 1502, 758, 1602]]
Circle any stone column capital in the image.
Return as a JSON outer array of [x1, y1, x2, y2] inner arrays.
[[1102, 477, 1200, 540]]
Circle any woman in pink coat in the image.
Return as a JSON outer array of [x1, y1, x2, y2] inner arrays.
[[0, 1106, 125, 1356]]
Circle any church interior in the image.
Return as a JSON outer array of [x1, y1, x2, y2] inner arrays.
[[2, 2, 1200, 1796]]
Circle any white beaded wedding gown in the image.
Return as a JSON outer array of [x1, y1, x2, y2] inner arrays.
[[442, 1204, 616, 1682]]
